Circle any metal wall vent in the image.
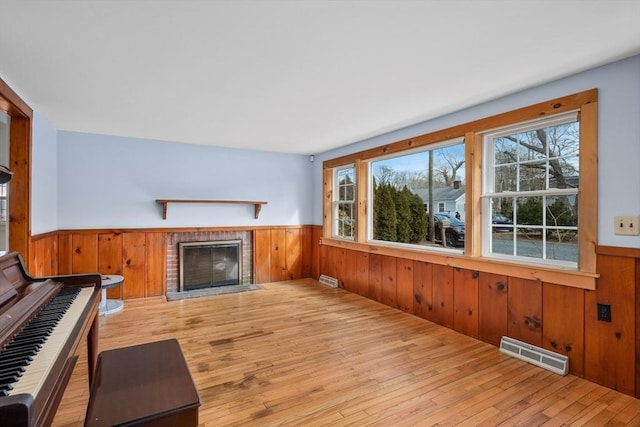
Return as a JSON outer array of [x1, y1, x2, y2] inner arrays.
[[318, 274, 339, 288], [499, 336, 569, 376]]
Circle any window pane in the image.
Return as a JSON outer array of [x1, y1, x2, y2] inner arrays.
[[519, 161, 546, 191], [549, 121, 580, 157], [345, 184, 354, 201], [338, 203, 355, 238], [490, 197, 514, 234], [334, 166, 355, 239], [491, 231, 514, 256], [544, 195, 578, 263], [495, 164, 517, 192], [337, 168, 353, 182], [549, 156, 579, 189], [545, 196, 578, 227], [493, 137, 519, 165], [370, 140, 465, 249], [516, 130, 547, 162], [338, 186, 346, 200], [516, 196, 543, 225], [514, 227, 544, 260], [545, 233, 578, 262]]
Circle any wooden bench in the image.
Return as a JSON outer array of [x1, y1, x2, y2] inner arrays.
[[84, 339, 201, 427]]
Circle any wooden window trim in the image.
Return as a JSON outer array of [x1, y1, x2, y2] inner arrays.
[[322, 89, 598, 290], [0, 77, 32, 262]]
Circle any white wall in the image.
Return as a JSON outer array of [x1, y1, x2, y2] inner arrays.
[[56, 132, 314, 229], [313, 55, 640, 248], [31, 111, 58, 234]]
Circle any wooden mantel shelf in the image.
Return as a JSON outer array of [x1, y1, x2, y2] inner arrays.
[[156, 199, 267, 220]]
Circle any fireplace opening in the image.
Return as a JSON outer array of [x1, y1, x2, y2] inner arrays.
[[179, 239, 242, 292]]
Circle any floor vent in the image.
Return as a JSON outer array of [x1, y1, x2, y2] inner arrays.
[[318, 274, 339, 288], [499, 336, 569, 376]]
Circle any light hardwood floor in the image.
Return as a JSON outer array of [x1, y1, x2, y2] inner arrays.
[[53, 279, 640, 426]]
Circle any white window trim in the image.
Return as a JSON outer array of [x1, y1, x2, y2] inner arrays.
[[333, 164, 356, 239], [481, 111, 580, 269]]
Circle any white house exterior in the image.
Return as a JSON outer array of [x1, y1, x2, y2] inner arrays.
[[413, 182, 465, 220]]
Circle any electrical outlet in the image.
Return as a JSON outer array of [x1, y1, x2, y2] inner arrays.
[[597, 303, 612, 322], [614, 215, 640, 236]]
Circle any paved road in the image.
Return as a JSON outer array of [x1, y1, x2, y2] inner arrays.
[[492, 234, 577, 262]]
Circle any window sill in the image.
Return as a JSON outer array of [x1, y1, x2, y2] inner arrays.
[[321, 237, 598, 290]]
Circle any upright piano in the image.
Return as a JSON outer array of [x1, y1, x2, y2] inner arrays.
[[0, 252, 101, 427]]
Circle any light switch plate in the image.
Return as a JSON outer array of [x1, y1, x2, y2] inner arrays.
[[614, 215, 640, 236]]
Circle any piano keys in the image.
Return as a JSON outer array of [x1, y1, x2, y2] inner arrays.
[[1, 286, 93, 397], [0, 252, 101, 427]]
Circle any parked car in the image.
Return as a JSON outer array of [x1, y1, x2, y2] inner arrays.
[[428, 213, 465, 247], [492, 213, 513, 232]]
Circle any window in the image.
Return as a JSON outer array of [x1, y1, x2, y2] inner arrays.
[[322, 90, 597, 288], [0, 111, 9, 253], [333, 165, 355, 239], [482, 112, 579, 267], [0, 186, 7, 221], [368, 139, 465, 250]]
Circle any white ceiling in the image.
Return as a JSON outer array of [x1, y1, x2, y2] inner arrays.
[[1, 1, 639, 155]]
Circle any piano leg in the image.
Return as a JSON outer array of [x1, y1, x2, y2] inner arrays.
[[87, 314, 99, 387]]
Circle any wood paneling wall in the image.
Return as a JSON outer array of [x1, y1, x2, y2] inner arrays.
[[254, 227, 313, 284], [320, 243, 640, 399]]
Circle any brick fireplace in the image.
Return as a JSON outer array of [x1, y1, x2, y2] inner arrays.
[[166, 231, 253, 294]]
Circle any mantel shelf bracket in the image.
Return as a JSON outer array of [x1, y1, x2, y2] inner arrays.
[[155, 199, 268, 220]]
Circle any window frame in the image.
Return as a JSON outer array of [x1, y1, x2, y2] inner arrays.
[[481, 111, 580, 268], [365, 137, 466, 252], [332, 164, 356, 240], [322, 89, 598, 289]]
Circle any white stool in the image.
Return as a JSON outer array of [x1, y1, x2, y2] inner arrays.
[[100, 275, 124, 315]]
